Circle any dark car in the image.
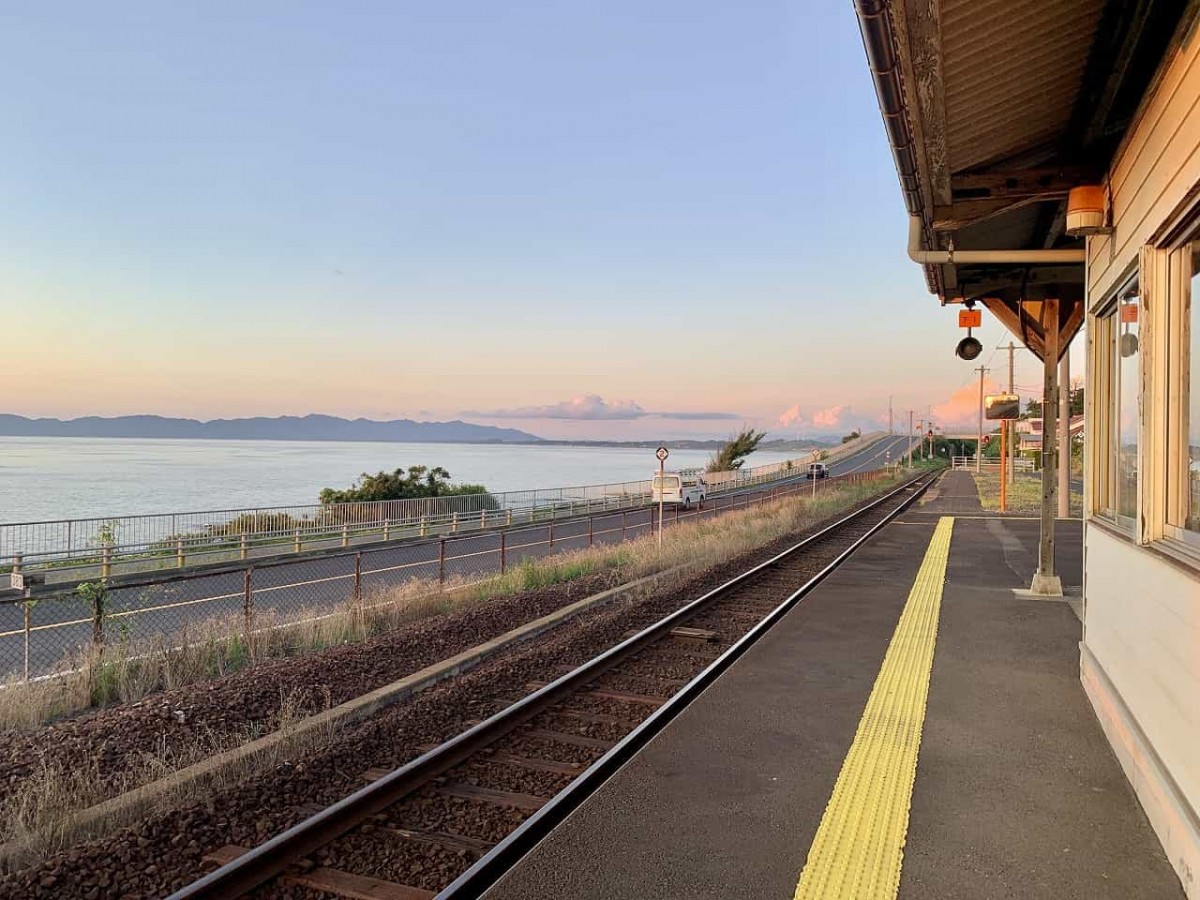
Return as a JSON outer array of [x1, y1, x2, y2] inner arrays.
[[806, 462, 829, 479]]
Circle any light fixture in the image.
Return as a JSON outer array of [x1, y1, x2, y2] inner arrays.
[[956, 336, 983, 360], [1065, 185, 1110, 236]]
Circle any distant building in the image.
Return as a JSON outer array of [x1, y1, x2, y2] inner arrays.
[[1016, 415, 1085, 455]]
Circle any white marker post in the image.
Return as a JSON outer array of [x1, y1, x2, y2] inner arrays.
[[655, 446, 669, 549], [811, 449, 820, 499]]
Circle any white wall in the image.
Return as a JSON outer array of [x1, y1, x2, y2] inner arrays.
[[1084, 21, 1200, 898]]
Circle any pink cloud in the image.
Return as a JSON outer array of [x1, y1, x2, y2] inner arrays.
[[931, 379, 1003, 430], [464, 394, 740, 421], [811, 405, 846, 429], [775, 403, 878, 436], [777, 404, 803, 428]]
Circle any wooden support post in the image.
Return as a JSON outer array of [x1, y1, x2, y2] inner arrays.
[[353, 552, 362, 606], [176, 537, 185, 568], [243, 568, 254, 657], [1059, 351, 1071, 518], [500, 532, 507, 574], [621, 511, 627, 541], [240, 533, 248, 560], [548, 522, 555, 550], [438, 539, 446, 585], [101, 546, 112, 581], [91, 587, 104, 648], [342, 524, 349, 548], [293, 528, 301, 554], [23, 602, 31, 682], [1032, 299, 1063, 596], [588, 515, 594, 547]]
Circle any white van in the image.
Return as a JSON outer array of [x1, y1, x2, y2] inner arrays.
[[652, 470, 707, 508]]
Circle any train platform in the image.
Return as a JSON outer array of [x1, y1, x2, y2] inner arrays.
[[483, 471, 1184, 899]]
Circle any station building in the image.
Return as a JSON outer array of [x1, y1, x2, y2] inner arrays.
[[856, 0, 1200, 891]]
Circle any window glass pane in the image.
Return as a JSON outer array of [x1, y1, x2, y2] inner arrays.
[[1187, 245, 1199, 532], [1094, 313, 1116, 516], [1116, 283, 1140, 521]]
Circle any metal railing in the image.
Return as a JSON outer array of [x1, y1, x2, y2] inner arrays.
[[951, 456, 1035, 472], [0, 469, 893, 681], [2, 434, 886, 582]]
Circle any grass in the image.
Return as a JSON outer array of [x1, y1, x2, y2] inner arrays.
[[971, 472, 1083, 515], [0, 686, 335, 867], [0, 472, 908, 865], [0, 471, 906, 734]]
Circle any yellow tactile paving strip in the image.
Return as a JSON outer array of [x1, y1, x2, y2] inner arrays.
[[793, 516, 954, 900]]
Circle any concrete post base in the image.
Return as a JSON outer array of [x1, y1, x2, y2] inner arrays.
[[1029, 572, 1064, 597]]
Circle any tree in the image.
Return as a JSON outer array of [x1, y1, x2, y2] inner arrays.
[[319, 466, 488, 505], [1069, 384, 1084, 416], [1023, 385, 1082, 420], [840, 429, 861, 444], [706, 428, 766, 473]]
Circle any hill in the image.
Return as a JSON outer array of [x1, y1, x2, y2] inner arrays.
[[0, 414, 542, 444]]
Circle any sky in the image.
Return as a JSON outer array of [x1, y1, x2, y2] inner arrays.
[[1, 1, 1076, 440]]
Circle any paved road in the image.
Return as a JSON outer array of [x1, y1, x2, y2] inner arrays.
[[0, 436, 912, 678]]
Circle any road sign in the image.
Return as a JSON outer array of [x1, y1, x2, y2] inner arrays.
[[9, 571, 42, 591], [982, 434, 992, 447], [958, 309, 982, 328], [655, 446, 669, 461], [811, 449, 820, 460]]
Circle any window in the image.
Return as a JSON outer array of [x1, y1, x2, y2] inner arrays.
[[1092, 312, 1116, 516], [1093, 274, 1140, 530], [1165, 238, 1200, 544], [1116, 285, 1141, 523]]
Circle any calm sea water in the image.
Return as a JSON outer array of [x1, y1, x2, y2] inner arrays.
[[0, 437, 797, 524]]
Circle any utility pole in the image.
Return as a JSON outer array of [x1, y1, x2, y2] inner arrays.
[[916, 420, 924, 461], [889, 396, 893, 434], [907, 410, 915, 468], [975, 366, 989, 473], [1006, 342, 1016, 482], [996, 340, 1018, 507]]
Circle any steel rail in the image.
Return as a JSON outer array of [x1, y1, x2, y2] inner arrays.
[[165, 470, 937, 900]]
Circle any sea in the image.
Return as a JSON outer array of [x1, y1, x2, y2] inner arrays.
[[0, 437, 798, 524]]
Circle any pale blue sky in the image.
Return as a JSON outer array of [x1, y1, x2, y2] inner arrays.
[[2, 2, 1062, 438]]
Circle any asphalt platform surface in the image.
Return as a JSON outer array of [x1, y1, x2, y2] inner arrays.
[[483, 471, 1183, 900]]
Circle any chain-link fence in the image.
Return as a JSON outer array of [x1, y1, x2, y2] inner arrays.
[[0, 470, 893, 680], [0, 433, 887, 582]]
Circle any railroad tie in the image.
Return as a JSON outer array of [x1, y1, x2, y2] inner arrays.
[[437, 783, 548, 811], [203, 845, 435, 900]]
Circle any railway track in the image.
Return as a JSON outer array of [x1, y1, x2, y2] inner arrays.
[[169, 470, 938, 900]]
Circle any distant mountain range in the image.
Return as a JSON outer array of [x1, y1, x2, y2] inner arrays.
[[0, 414, 543, 444]]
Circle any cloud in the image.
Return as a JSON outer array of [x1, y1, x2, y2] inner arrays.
[[463, 394, 740, 422], [776, 403, 868, 434], [811, 404, 847, 429], [778, 404, 803, 428], [931, 379, 1002, 429]]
